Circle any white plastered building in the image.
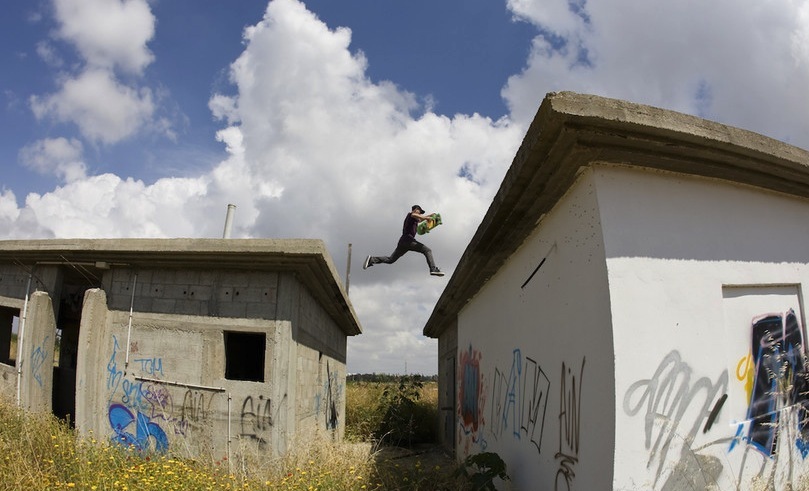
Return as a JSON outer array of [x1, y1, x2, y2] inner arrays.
[[424, 92, 809, 490]]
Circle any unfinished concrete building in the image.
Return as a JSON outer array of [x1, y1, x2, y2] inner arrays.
[[424, 92, 809, 490], [0, 238, 361, 460]]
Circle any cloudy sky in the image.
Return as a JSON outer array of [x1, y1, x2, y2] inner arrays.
[[2, 0, 809, 374]]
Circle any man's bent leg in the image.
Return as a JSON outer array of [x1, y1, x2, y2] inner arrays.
[[409, 241, 437, 270], [370, 242, 409, 265]]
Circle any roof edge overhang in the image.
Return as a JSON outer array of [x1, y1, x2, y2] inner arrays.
[[0, 237, 362, 336], [423, 91, 809, 338]]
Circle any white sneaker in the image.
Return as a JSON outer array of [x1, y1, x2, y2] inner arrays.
[[430, 267, 444, 277], [363, 255, 372, 270]]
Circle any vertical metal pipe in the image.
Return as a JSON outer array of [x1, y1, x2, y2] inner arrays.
[[15, 271, 33, 406], [223, 204, 236, 238], [345, 243, 352, 293], [227, 392, 232, 473], [124, 273, 137, 375]]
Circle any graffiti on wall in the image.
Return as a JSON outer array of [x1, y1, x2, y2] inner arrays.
[[314, 360, 343, 431], [622, 308, 809, 489], [181, 390, 213, 429], [133, 357, 164, 377], [623, 350, 729, 487], [524, 355, 551, 454], [30, 335, 50, 387], [458, 345, 488, 452], [456, 345, 590, 490], [731, 309, 809, 457], [109, 403, 169, 452], [555, 357, 585, 491], [490, 348, 552, 457], [104, 335, 221, 452], [241, 395, 273, 449], [491, 349, 522, 441], [106, 335, 124, 397], [457, 308, 809, 488], [460, 345, 483, 433]]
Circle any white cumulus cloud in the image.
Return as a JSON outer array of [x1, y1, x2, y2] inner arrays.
[[28, 0, 165, 145], [502, 0, 809, 147], [19, 137, 86, 182], [52, 0, 155, 74], [30, 68, 155, 144], [7, 0, 524, 373]]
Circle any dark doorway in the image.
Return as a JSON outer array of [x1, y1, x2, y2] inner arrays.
[[52, 265, 103, 425]]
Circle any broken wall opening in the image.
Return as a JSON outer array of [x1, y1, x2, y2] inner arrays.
[[52, 265, 103, 425], [0, 306, 20, 367], [224, 331, 266, 382]]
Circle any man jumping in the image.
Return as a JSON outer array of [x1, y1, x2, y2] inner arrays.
[[363, 205, 444, 276]]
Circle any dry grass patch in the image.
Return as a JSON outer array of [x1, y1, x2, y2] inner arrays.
[[0, 386, 467, 490]]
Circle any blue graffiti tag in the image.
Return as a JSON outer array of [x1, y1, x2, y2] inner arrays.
[[491, 348, 523, 440], [106, 335, 123, 399], [108, 403, 169, 453], [133, 357, 164, 376], [30, 335, 50, 387], [731, 309, 809, 457]]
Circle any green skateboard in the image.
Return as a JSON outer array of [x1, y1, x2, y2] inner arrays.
[[417, 213, 442, 235]]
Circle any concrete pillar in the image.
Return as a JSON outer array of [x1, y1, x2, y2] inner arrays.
[[19, 291, 57, 413], [74, 288, 110, 435], [274, 272, 299, 454]]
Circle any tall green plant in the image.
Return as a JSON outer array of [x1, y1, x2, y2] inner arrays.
[[454, 452, 510, 491], [375, 375, 426, 446]]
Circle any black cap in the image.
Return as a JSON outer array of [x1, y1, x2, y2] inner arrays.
[[412, 205, 425, 213]]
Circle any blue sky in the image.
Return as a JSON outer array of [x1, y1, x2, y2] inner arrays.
[[1, 0, 535, 199], [2, 0, 809, 374], [302, 0, 536, 117], [3, 1, 281, 196]]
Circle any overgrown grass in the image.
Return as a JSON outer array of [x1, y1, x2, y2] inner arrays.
[[345, 377, 438, 445], [0, 377, 466, 490]]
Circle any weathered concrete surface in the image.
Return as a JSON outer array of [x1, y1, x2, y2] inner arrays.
[[18, 291, 56, 413], [74, 288, 110, 433], [0, 238, 359, 460], [74, 280, 343, 458]]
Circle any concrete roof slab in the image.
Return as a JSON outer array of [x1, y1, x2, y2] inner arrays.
[[0, 237, 362, 336]]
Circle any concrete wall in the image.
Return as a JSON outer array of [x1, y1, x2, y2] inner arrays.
[[74, 266, 347, 460], [0, 264, 61, 302], [455, 169, 615, 489], [0, 240, 355, 462], [102, 268, 283, 320], [0, 288, 57, 413], [596, 165, 809, 490], [437, 317, 457, 449], [77, 287, 279, 458], [0, 265, 62, 406], [294, 343, 345, 439]]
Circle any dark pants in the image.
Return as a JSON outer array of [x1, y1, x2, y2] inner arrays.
[[369, 238, 436, 270]]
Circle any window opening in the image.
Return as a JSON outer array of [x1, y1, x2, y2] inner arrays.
[[0, 307, 21, 367], [224, 331, 266, 382]]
